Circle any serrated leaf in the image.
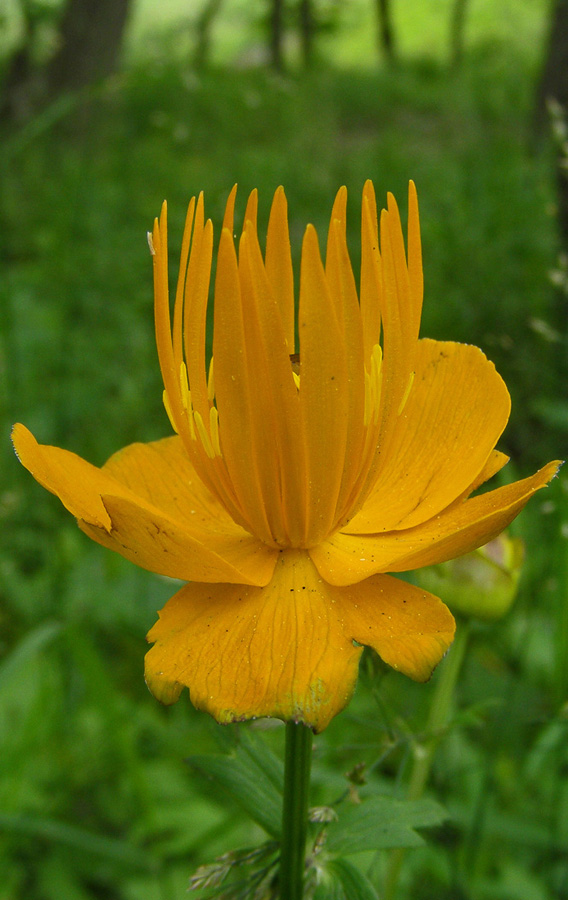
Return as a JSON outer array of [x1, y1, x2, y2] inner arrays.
[[325, 797, 446, 855], [188, 751, 282, 838], [314, 858, 379, 900]]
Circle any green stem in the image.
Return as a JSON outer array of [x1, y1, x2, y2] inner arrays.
[[383, 620, 471, 900], [279, 721, 313, 900]]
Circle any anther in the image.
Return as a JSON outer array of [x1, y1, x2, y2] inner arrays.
[[207, 357, 215, 402], [398, 371, 414, 416], [209, 406, 221, 456], [194, 410, 215, 459]]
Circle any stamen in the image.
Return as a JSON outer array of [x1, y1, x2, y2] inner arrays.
[[162, 390, 178, 433], [209, 406, 221, 456], [207, 357, 215, 402], [292, 371, 301, 390], [398, 371, 414, 416], [372, 343, 383, 373], [193, 410, 215, 459]]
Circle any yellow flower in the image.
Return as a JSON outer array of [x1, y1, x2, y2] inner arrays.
[[12, 182, 560, 732]]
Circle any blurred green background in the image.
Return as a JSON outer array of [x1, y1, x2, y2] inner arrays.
[[1, 1, 567, 898]]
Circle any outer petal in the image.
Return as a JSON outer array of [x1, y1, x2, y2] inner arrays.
[[13, 424, 277, 586], [145, 550, 454, 731], [336, 575, 455, 681], [348, 340, 511, 533], [310, 461, 561, 585], [145, 550, 363, 732], [80, 496, 277, 585], [102, 435, 238, 527]]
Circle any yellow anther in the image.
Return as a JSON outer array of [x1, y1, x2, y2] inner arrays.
[[398, 371, 414, 416], [209, 405, 221, 456], [162, 390, 178, 433], [371, 343, 383, 374], [194, 410, 215, 459], [207, 357, 215, 402], [292, 371, 301, 391]]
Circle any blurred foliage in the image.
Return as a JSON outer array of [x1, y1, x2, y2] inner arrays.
[[1, 0, 568, 898]]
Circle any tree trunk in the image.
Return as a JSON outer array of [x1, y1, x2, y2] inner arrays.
[[269, 0, 285, 71], [449, 0, 469, 69], [534, 1, 568, 249], [193, 0, 225, 69], [375, 0, 397, 66], [45, 0, 131, 99], [534, 0, 568, 134], [0, 5, 41, 124], [299, 0, 314, 69]]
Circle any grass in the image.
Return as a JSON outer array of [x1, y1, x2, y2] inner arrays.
[[1, 2, 568, 898]]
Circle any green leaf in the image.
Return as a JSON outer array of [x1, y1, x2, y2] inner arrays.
[[0, 621, 61, 692], [238, 727, 284, 795], [314, 858, 379, 900], [0, 814, 155, 871], [188, 745, 283, 838], [325, 796, 446, 855]]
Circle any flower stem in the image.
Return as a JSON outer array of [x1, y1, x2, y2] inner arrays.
[[279, 721, 313, 900]]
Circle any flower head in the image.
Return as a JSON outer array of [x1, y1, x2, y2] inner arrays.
[[12, 183, 560, 731]]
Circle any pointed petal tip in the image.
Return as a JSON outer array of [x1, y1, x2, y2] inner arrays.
[[386, 191, 400, 215], [303, 221, 320, 249], [11, 421, 32, 461]]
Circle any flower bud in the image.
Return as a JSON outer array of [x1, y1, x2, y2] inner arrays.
[[414, 533, 524, 621]]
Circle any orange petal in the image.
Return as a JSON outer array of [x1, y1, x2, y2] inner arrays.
[[348, 340, 511, 533], [311, 461, 561, 585], [102, 435, 236, 527], [213, 227, 274, 543], [299, 225, 349, 545], [461, 449, 509, 496], [265, 186, 295, 352], [13, 423, 116, 529], [239, 221, 307, 545], [407, 180, 423, 340], [336, 574, 455, 681], [145, 550, 362, 732], [13, 424, 277, 586], [81, 494, 276, 585], [360, 181, 382, 360], [324, 199, 366, 518]]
